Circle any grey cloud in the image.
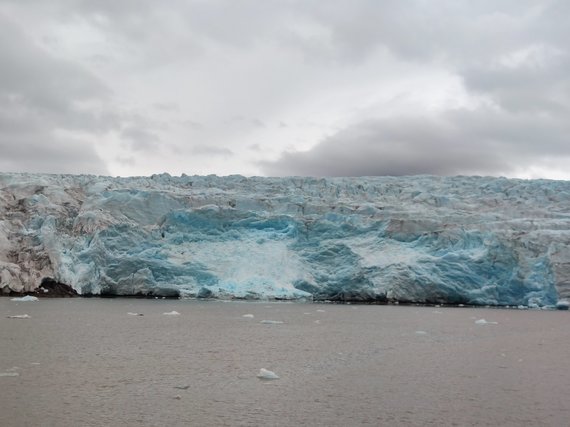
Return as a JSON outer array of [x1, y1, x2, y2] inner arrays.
[[192, 145, 234, 157], [121, 126, 161, 152], [153, 102, 180, 112], [0, 12, 167, 173], [0, 14, 110, 174], [3, 1, 570, 178], [461, 52, 570, 114], [0, 15, 111, 126], [0, 130, 108, 175], [261, 108, 570, 177], [182, 120, 205, 131]]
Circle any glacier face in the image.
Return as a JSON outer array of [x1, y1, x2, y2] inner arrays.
[[1, 172, 570, 306]]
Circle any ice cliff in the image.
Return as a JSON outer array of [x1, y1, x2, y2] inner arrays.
[[1, 172, 570, 306]]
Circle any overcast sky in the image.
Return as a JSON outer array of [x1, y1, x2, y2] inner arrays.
[[1, 1, 569, 179]]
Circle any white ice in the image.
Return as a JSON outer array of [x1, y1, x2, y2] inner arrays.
[[10, 296, 39, 302], [257, 368, 279, 380], [1, 173, 569, 306], [475, 319, 498, 325]]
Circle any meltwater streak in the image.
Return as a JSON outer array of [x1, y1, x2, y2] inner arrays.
[[1, 298, 570, 426]]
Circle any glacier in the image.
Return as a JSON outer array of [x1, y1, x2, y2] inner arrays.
[[1, 172, 570, 306]]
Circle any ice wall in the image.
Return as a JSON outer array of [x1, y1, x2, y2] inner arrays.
[[1, 173, 569, 306]]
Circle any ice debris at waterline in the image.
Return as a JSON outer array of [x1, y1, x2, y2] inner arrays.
[[257, 368, 280, 380], [1, 173, 570, 306], [475, 319, 498, 325], [10, 295, 39, 302], [6, 314, 31, 319]]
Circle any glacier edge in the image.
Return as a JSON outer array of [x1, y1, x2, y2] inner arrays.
[[1, 172, 569, 306]]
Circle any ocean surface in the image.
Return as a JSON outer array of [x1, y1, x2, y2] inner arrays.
[[1, 298, 569, 426]]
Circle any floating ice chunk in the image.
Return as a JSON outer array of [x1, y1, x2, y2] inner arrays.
[[163, 311, 180, 316], [314, 320, 321, 324], [556, 300, 569, 310], [432, 311, 443, 314], [174, 385, 190, 390], [260, 320, 284, 324], [475, 319, 498, 325], [415, 331, 428, 335], [0, 372, 20, 377], [316, 309, 325, 313], [242, 314, 255, 318], [6, 314, 31, 319], [10, 296, 39, 302], [257, 368, 279, 380], [127, 312, 144, 316]]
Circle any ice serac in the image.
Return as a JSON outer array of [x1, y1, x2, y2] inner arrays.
[[1, 173, 569, 306]]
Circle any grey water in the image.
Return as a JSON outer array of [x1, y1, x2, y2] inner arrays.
[[1, 298, 569, 426]]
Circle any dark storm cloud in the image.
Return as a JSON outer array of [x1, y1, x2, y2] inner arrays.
[[261, 1, 570, 177], [262, 108, 570, 177]]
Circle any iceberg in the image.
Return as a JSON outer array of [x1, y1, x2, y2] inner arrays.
[[257, 368, 279, 380], [1, 172, 570, 306]]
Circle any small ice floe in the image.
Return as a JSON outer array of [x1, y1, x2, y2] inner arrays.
[[6, 314, 31, 319], [556, 300, 569, 310], [10, 295, 39, 302], [127, 312, 144, 316], [260, 320, 284, 324], [242, 314, 255, 318], [415, 331, 428, 335], [174, 385, 190, 390], [257, 368, 279, 380], [475, 319, 498, 325], [0, 372, 20, 377], [316, 309, 325, 313], [162, 311, 180, 316], [314, 320, 321, 324], [432, 311, 443, 314]]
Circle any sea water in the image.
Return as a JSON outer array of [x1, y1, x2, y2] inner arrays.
[[1, 298, 569, 426]]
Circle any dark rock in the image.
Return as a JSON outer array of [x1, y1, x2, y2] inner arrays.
[[36, 277, 78, 297]]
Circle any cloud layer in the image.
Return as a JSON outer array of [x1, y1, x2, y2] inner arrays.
[[1, 1, 569, 178]]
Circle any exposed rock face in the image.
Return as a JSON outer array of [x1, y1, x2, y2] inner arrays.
[[1, 172, 569, 306]]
